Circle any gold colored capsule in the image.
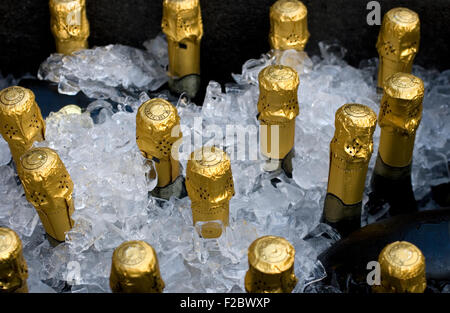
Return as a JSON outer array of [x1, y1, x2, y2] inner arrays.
[[376, 7, 420, 90], [0, 227, 29, 293], [162, 0, 203, 79], [110, 240, 165, 293], [258, 65, 299, 161], [185, 147, 235, 239], [49, 0, 90, 55], [269, 0, 310, 51], [378, 73, 424, 168], [374, 241, 426, 293], [245, 235, 298, 293], [17, 147, 75, 242], [0, 86, 45, 165], [136, 98, 182, 189], [325, 103, 377, 223]]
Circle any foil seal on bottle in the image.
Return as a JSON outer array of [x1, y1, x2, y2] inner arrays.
[[136, 98, 182, 188], [325, 103, 377, 223], [376, 7, 420, 89], [162, 0, 203, 78], [17, 147, 75, 242], [49, 0, 90, 55], [378, 73, 424, 168], [0, 228, 29, 293], [258, 65, 299, 160], [185, 147, 235, 239], [110, 240, 165, 293], [245, 236, 298, 293], [374, 241, 426, 293], [269, 0, 310, 51], [0, 86, 45, 165]]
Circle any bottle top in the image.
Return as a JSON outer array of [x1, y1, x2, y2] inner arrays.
[[136, 98, 182, 161], [377, 7, 420, 62], [110, 240, 165, 293], [258, 65, 299, 123], [383, 72, 424, 101], [269, 0, 310, 51], [245, 236, 298, 293], [378, 241, 427, 293], [162, 0, 203, 43], [0, 227, 29, 292]]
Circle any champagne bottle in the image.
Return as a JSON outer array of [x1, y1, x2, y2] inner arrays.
[[269, 0, 310, 52], [185, 146, 235, 239], [110, 240, 165, 293], [49, 0, 90, 55], [136, 98, 186, 200], [245, 235, 298, 293], [162, 0, 203, 99], [0, 227, 29, 293], [376, 7, 420, 92], [323, 103, 377, 237], [17, 147, 75, 245], [367, 73, 424, 217], [257, 65, 299, 177], [0, 86, 45, 166], [316, 208, 450, 293]]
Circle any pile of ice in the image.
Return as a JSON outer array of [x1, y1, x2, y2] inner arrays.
[[0, 36, 448, 293], [37, 34, 168, 105]]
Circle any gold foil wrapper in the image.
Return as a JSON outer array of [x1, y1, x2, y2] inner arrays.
[[376, 7, 420, 89], [378, 73, 424, 167], [375, 241, 426, 293], [258, 65, 299, 160], [110, 241, 165, 293], [325, 104, 377, 222], [162, 0, 203, 78], [0, 227, 29, 293], [0, 86, 45, 165], [17, 147, 75, 242], [136, 98, 182, 188], [245, 236, 298, 293], [185, 147, 235, 238], [50, 0, 90, 55], [269, 0, 310, 51]]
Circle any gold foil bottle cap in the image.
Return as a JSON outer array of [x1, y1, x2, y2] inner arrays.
[[17, 147, 75, 242], [245, 236, 298, 293], [377, 8, 420, 62], [0, 227, 29, 293], [186, 147, 235, 238], [110, 240, 165, 293], [269, 0, 310, 51], [377, 241, 426, 293], [162, 0, 203, 43], [0, 86, 45, 164], [49, 0, 90, 55]]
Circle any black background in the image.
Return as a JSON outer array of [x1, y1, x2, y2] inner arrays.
[[1, 0, 449, 86]]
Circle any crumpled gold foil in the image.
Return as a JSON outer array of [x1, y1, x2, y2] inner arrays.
[[326, 104, 377, 213], [0, 86, 45, 165], [376, 7, 420, 89], [185, 147, 235, 238], [245, 236, 298, 293], [378, 73, 424, 167], [17, 147, 74, 242], [136, 98, 182, 188], [269, 0, 310, 51], [50, 0, 90, 55], [162, 0, 203, 78], [110, 241, 165, 293], [258, 65, 299, 159], [374, 241, 426, 293], [0, 227, 29, 293]]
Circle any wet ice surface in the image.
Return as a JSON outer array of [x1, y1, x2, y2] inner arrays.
[[0, 38, 449, 293]]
